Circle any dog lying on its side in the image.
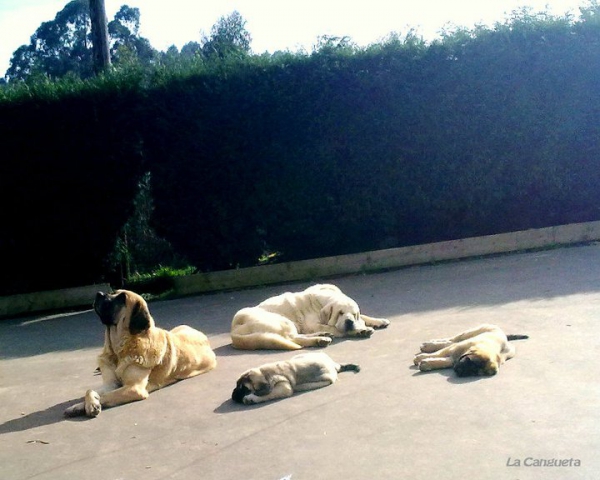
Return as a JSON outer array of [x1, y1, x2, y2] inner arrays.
[[232, 352, 360, 405], [64, 290, 217, 418], [413, 324, 528, 377], [231, 283, 390, 350]]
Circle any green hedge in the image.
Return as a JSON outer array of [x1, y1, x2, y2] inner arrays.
[[1, 82, 146, 294], [2, 8, 600, 294]]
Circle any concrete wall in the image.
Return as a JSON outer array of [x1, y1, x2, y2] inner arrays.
[[0, 283, 111, 319], [173, 220, 600, 296], [3, 220, 600, 318]]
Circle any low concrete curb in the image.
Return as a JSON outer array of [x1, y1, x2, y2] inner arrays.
[[173, 220, 600, 296], [0, 283, 111, 319], [3, 221, 600, 318]]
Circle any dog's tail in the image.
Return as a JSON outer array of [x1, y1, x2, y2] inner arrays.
[[507, 334, 529, 341], [338, 363, 361, 374], [231, 332, 302, 351]]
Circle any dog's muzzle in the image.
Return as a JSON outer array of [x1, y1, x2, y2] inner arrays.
[[232, 384, 251, 403], [94, 292, 117, 326]]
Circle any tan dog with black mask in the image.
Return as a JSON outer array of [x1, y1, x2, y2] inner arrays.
[[232, 352, 360, 405], [413, 324, 528, 377], [65, 290, 216, 418]]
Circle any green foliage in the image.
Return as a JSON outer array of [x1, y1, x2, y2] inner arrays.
[[2, 4, 600, 294], [201, 10, 252, 59], [4, 1, 156, 82], [6, 0, 93, 81], [108, 6, 157, 65], [107, 172, 189, 286], [125, 265, 196, 299]]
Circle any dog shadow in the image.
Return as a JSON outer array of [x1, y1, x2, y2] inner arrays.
[[213, 334, 377, 357], [409, 365, 490, 384], [213, 388, 320, 414], [214, 398, 248, 414], [213, 343, 307, 357], [0, 398, 90, 435]]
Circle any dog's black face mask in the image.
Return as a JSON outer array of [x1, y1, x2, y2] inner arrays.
[[94, 291, 126, 327], [454, 354, 485, 377], [232, 383, 251, 403]]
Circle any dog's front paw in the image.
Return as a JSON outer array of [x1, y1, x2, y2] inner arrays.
[[243, 394, 260, 405], [413, 354, 426, 366], [419, 342, 438, 353], [85, 390, 101, 418], [316, 336, 333, 347], [418, 360, 434, 371], [420, 340, 449, 353], [317, 332, 335, 339], [373, 319, 390, 329], [356, 328, 374, 338]]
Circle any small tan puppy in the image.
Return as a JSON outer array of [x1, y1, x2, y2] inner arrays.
[[413, 324, 528, 377], [231, 283, 390, 350], [65, 290, 216, 418], [232, 352, 360, 405]]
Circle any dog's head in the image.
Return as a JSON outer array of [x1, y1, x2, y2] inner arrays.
[[319, 298, 372, 337], [231, 370, 271, 403], [454, 349, 499, 377], [93, 290, 154, 335]]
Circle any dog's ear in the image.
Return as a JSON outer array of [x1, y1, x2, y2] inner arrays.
[[320, 302, 339, 326], [113, 291, 127, 309], [129, 298, 151, 335], [254, 379, 271, 396], [252, 372, 272, 396]]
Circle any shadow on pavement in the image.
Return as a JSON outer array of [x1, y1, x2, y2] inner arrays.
[[0, 398, 87, 436], [410, 364, 500, 384], [2, 246, 599, 360]]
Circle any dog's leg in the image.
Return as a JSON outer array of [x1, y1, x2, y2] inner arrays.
[[293, 380, 334, 392], [361, 314, 390, 329], [414, 346, 456, 370], [82, 365, 152, 417], [420, 339, 453, 353], [417, 357, 454, 371], [292, 334, 333, 348], [420, 325, 497, 353], [345, 327, 375, 338], [443, 324, 498, 344], [311, 323, 375, 339], [64, 361, 122, 417], [243, 382, 293, 405]]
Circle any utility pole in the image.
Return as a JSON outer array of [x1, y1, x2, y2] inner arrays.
[[89, 0, 111, 74]]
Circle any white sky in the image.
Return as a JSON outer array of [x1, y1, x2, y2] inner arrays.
[[0, 0, 587, 76]]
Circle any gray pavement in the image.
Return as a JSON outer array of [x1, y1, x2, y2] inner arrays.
[[1, 244, 599, 480]]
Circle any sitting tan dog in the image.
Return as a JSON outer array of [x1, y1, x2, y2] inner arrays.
[[64, 290, 216, 418], [230, 284, 390, 350], [413, 324, 528, 377], [232, 352, 360, 405]]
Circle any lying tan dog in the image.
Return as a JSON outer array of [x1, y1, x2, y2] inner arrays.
[[413, 324, 528, 377], [64, 290, 216, 418], [231, 284, 390, 350], [232, 352, 360, 405]]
